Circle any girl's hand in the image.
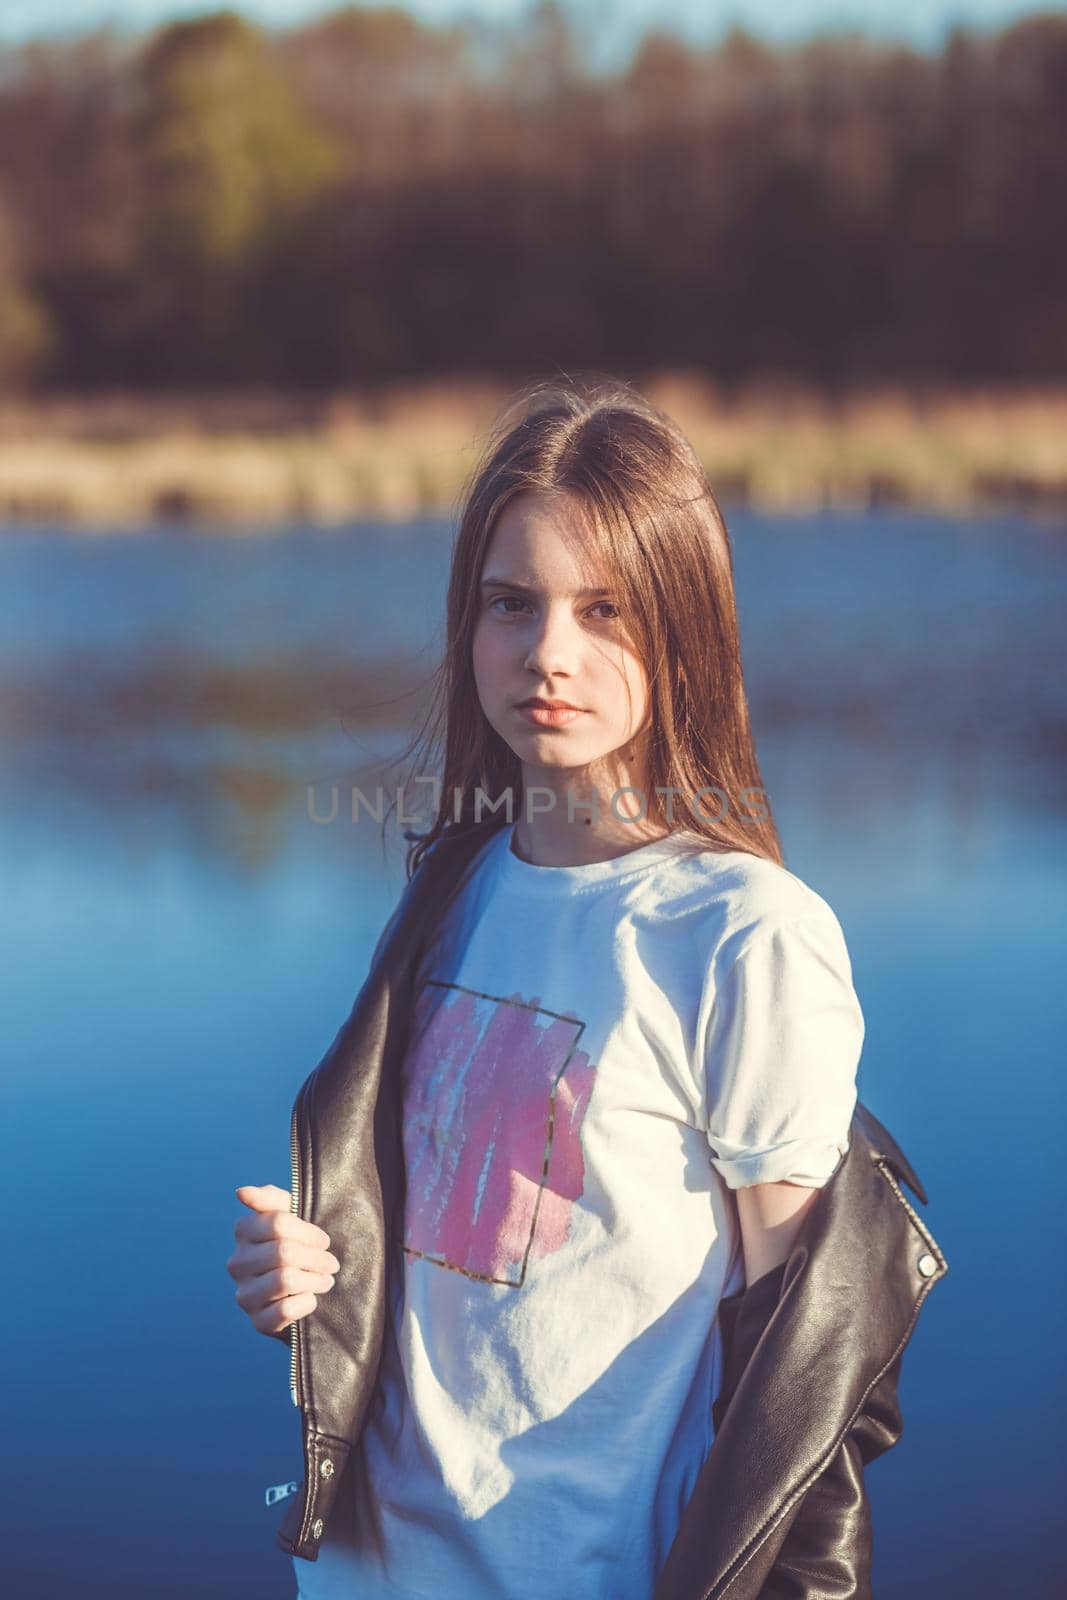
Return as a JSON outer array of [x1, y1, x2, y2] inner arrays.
[[227, 1183, 340, 1338]]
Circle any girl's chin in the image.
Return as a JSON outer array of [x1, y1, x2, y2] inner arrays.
[[509, 747, 595, 768]]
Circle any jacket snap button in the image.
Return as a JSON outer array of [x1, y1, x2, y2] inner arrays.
[[917, 1252, 937, 1278], [320, 1458, 334, 1479], [311, 1519, 324, 1539]]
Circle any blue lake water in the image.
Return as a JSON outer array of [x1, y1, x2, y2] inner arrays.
[[3, 510, 1065, 1597]]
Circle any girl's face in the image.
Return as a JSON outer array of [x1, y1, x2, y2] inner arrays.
[[472, 490, 652, 785]]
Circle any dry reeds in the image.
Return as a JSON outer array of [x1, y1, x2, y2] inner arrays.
[[1, 375, 1065, 526]]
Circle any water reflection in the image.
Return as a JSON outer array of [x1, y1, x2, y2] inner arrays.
[[2, 512, 1065, 866]]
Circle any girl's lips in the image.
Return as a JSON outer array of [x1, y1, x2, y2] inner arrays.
[[516, 704, 586, 727]]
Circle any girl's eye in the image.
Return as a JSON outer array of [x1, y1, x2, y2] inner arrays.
[[488, 596, 619, 620]]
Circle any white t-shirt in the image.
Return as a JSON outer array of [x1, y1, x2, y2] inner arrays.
[[294, 823, 864, 1600]]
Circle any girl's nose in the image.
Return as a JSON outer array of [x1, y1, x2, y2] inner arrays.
[[522, 605, 581, 677]]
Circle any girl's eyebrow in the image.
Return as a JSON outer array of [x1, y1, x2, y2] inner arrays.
[[479, 577, 612, 599]]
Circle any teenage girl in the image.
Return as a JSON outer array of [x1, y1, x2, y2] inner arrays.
[[227, 379, 866, 1599]]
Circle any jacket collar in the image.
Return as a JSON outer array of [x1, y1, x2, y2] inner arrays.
[[852, 1099, 928, 1203]]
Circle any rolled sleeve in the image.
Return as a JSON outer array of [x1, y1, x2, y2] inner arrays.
[[704, 913, 864, 1191]]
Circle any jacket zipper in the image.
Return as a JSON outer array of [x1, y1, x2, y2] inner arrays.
[[289, 1098, 303, 1408], [265, 1479, 300, 1507]]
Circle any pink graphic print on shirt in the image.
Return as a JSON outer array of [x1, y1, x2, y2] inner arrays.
[[402, 979, 596, 1287]]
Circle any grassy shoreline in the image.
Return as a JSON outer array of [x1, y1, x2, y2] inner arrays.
[[1, 375, 1065, 526]]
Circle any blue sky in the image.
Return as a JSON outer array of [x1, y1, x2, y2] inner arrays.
[[0, 0, 1062, 56]]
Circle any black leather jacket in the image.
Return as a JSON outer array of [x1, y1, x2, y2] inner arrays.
[[270, 821, 948, 1599]]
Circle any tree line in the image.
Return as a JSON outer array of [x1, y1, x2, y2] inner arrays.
[[1, 2, 1065, 391]]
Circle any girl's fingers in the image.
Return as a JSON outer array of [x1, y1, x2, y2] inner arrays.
[[228, 1234, 340, 1280], [229, 1186, 337, 1337], [233, 1186, 332, 1251], [236, 1183, 291, 1212], [236, 1266, 335, 1315], [252, 1291, 318, 1335]]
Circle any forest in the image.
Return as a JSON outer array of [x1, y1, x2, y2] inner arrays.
[[1, 2, 1066, 394]]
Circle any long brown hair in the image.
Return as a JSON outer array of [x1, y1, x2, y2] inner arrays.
[[386, 374, 784, 878]]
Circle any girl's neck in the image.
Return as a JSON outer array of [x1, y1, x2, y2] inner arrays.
[[509, 808, 672, 869]]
